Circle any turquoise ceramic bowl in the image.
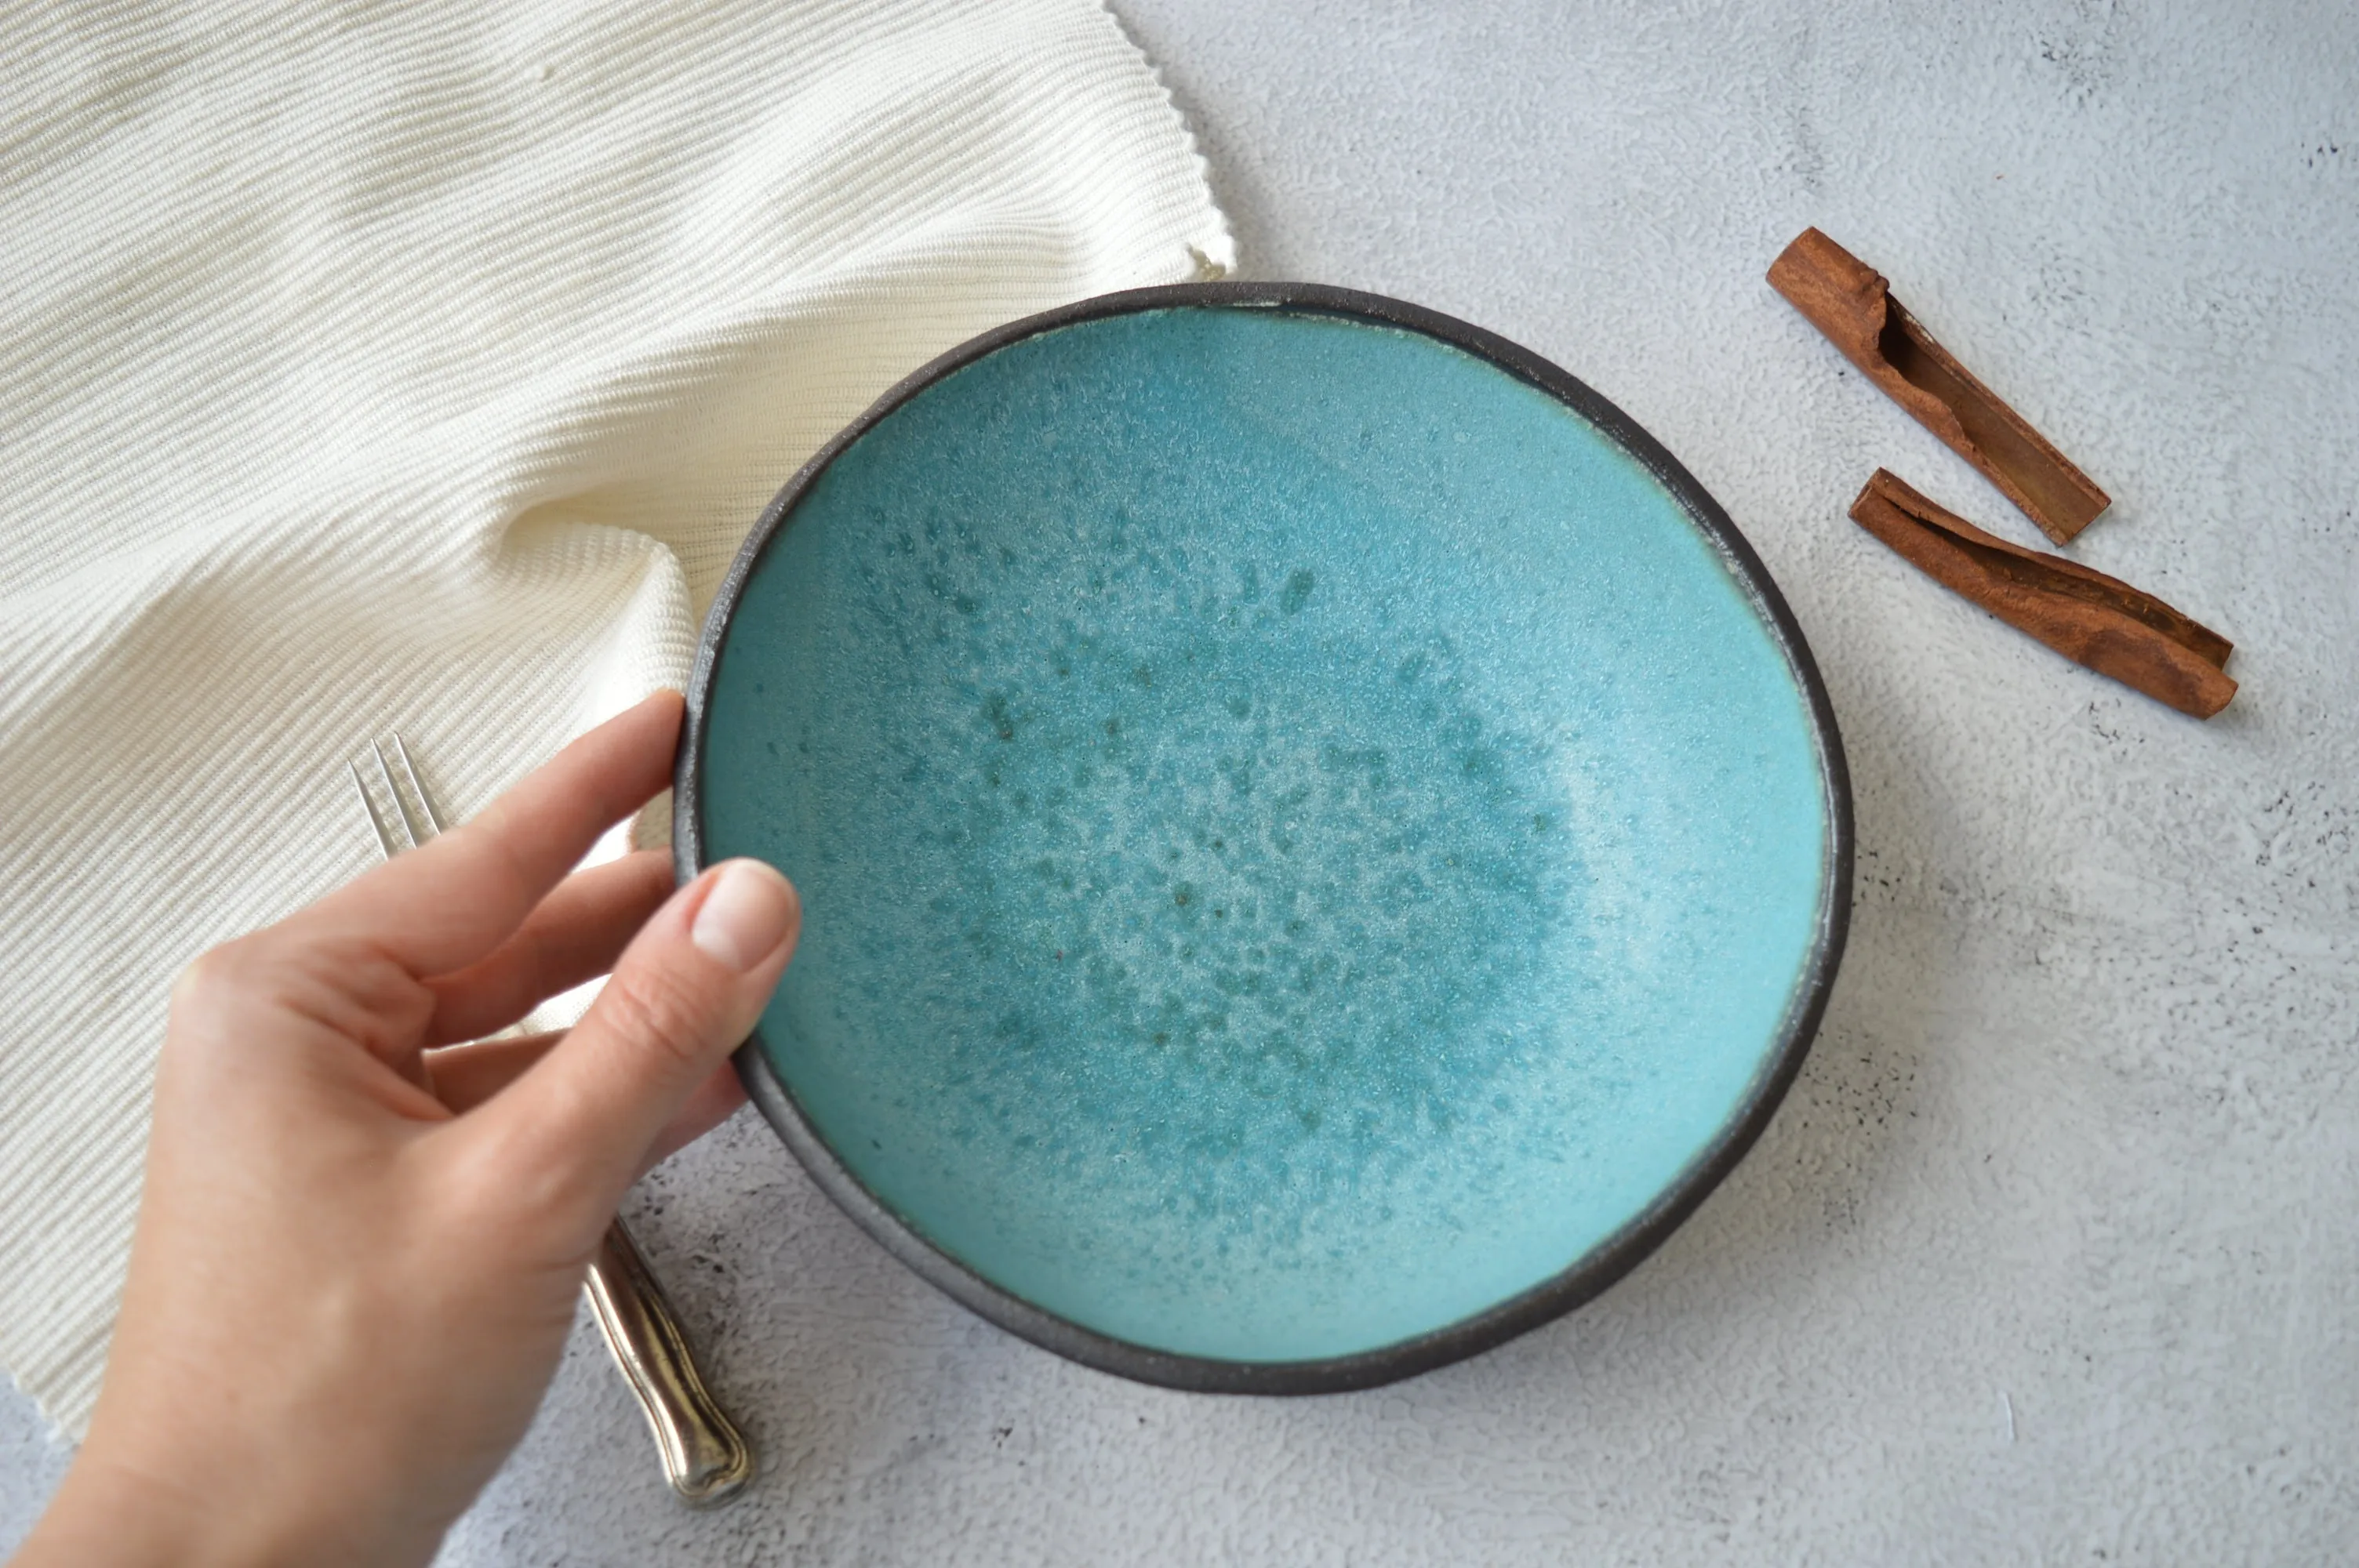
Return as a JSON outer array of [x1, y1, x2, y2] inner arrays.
[[679, 283, 1850, 1393]]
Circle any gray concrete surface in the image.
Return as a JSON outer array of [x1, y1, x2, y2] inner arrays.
[[9, 1, 2359, 1561]]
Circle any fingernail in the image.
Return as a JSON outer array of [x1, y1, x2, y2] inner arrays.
[[690, 860, 797, 972]]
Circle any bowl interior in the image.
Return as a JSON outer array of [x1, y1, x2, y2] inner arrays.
[[692, 296, 1838, 1377]]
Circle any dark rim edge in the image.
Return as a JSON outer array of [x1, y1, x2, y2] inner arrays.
[[675, 280, 1854, 1396]]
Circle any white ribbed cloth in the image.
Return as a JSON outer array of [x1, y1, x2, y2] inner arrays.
[[0, 0, 1230, 1437]]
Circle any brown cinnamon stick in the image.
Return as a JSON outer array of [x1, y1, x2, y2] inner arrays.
[[1772, 229, 2110, 543], [1850, 469, 2234, 718]]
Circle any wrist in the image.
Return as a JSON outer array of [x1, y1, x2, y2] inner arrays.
[[15, 1439, 407, 1568]]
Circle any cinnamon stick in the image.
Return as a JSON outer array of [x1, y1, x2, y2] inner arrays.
[[1850, 469, 2234, 718], [1772, 229, 2110, 544]]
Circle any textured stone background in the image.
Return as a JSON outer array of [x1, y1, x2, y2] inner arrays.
[[8, 1, 2357, 1560]]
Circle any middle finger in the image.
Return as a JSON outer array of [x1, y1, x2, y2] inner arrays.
[[421, 849, 674, 1045]]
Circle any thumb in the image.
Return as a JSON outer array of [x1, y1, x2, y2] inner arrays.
[[467, 858, 798, 1222]]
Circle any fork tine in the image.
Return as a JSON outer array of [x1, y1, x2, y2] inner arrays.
[[370, 740, 425, 851], [390, 734, 445, 838], [351, 760, 400, 861]]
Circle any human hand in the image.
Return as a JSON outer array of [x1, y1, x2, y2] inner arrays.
[[13, 691, 798, 1568]]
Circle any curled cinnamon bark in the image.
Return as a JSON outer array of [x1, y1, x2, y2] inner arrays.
[[1850, 470, 2234, 718], [1773, 229, 2110, 544]]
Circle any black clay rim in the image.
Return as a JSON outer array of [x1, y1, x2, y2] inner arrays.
[[675, 281, 1854, 1396]]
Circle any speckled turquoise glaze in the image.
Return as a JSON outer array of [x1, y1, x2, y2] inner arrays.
[[700, 305, 1827, 1363]]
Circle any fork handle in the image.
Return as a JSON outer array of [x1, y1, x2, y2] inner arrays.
[[582, 1217, 754, 1507]]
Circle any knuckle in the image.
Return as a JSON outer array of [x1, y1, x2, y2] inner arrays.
[[597, 961, 722, 1073], [169, 938, 264, 1021]]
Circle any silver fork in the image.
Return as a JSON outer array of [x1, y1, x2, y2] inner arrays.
[[352, 737, 754, 1508]]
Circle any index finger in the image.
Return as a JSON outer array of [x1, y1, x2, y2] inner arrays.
[[289, 690, 684, 977]]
